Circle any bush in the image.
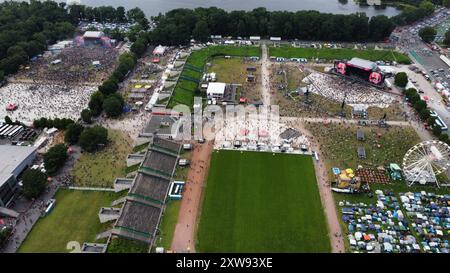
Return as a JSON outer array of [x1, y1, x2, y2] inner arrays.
[[394, 72, 408, 88], [64, 123, 84, 144], [22, 169, 47, 199], [43, 144, 68, 175], [33, 117, 74, 130], [79, 126, 108, 152], [81, 109, 92, 124]]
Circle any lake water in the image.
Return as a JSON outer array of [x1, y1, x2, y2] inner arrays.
[[63, 0, 401, 17]]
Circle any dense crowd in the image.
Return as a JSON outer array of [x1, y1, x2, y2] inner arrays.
[[304, 73, 396, 109], [0, 83, 95, 124], [16, 47, 119, 85]]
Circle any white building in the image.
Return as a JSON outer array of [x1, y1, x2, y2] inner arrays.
[[0, 145, 37, 206], [206, 82, 226, 99], [153, 45, 167, 56], [83, 31, 104, 39]]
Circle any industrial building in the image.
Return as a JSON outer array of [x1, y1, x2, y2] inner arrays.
[[0, 145, 37, 207]]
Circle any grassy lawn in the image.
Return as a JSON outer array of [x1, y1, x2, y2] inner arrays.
[[72, 130, 133, 187], [269, 46, 411, 64], [306, 123, 421, 179], [107, 236, 149, 253], [154, 200, 182, 250], [169, 45, 261, 108], [197, 150, 330, 253], [18, 189, 121, 253]]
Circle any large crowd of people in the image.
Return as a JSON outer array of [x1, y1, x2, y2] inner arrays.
[[0, 83, 95, 124], [304, 73, 396, 109], [15, 47, 119, 85]]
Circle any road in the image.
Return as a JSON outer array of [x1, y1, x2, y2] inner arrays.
[[393, 7, 450, 128]]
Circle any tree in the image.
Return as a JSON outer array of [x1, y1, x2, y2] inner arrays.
[[192, 20, 210, 43], [444, 0, 450, 8], [98, 79, 118, 95], [130, 38, 146, 57], [4, 116, 12, 124], [64, 123, 84, 144], [79, 125, 108, 152], [418, 26, 437, 43], [88, 91, 104, 116], [103, 96, 123, 118], [444, 29, 450, 46], [22, 169, 47, 199], [432, 124, 442, 137], [419, 109, 431, 121], [439, 133, 449, 142], [394, 72, 408, 88], [44, 143, 68, 175], [81, 108, 92, 124]]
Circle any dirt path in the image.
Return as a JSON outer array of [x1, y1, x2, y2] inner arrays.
[[286, 120, 345, 253], [171, 141, 214, 252], [261, 44, 271, 106]]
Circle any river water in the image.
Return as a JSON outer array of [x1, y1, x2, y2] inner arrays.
[[63, 0, 401, 17]]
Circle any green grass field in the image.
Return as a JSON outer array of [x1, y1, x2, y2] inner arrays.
[[169, 45, 261, 108], [154, 200, 181, 250], [197, 150, 330, 253], [269, 46, 411, 64], [72, 130, 133, 187], [18, 189, 121, 253]]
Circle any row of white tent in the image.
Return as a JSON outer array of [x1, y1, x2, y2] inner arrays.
[[0, 123, 24, 138]]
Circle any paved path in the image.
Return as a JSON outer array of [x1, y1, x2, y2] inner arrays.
[[260, 44, 271, 106], [171, 142, 214, 253]]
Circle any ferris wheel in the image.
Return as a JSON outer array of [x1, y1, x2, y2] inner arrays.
[[402, 140, 450, 188]]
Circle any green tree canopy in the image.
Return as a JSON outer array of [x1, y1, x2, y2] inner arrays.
[[44, 143, 68, 175], [64, 123, 84, 144], [79, 125, 108, 152], [394, 72, 408, 88], [88, 91, 104, 116], [418, 26, 437, 43], [22, 169, 48, 199], [81, 108, 92, 124]]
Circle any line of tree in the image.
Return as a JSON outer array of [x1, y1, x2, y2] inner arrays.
[[149, 7, 397, 45], [87, 33, 150, 119], [33, 117, 75, 130]]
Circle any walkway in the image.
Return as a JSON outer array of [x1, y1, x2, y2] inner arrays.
[[260, 44, 271, 106], [171, 141, 214, 252]]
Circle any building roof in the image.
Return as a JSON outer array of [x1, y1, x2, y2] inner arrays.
[[83, 31, 104, 39], [0, 145, 37, 187], [153, 45, 166, 55], [347, 58, 378, 71], [206, 82, 226, 96]]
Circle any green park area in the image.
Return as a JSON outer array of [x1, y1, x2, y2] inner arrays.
[[72, 129, 133, 187], [18, 189, 121, 253], [168, 45, 261, 108], [306, 123, 421, 176], [197, 150, 330, 253], [269, 46, 411, 64]]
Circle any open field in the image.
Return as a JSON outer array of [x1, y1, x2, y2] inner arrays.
[[154, 200, 181, 250], [72, 130, 133, 187], [18, 189, 121, 253], [197, 150, 330, 253], [306, 123, 421, 179], [207, 57, 261, 101], [269, 47, 411, 64], [169, 46, 261, 108]]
